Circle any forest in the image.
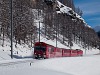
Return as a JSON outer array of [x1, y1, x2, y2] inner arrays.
[[0, 0, 99, 50]]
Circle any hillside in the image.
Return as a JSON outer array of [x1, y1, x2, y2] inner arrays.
[[0, 0, 100, 59], [32, 0, 99, 50]]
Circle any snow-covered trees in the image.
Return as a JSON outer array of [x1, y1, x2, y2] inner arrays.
[[13, 0, 34, 44], [0, 0, 10, 46], [59, 0, 75, 11], [0, 0, 99, 49], [0, 0, 35, 46]]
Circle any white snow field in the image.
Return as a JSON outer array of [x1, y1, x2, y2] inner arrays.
[[0, 55, 100, 75]]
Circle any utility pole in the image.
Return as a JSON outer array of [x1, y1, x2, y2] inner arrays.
[[56, 14, 57, 48], [85, 49, 86, 55], [55, 19, 57, 47], [10, 0, 13, 59], [39, 21, 40, 42]]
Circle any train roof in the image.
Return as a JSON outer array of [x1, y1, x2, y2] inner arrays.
[[34, 42, 54, 47]]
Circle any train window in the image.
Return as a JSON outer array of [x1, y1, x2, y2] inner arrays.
[[48, 47, 54, 53], [48, 47, 51, 53], [34, 46, 46, 51], [72, 50, 77, 53], [48, 47, 51, 50], [51, 47, 54, 52]]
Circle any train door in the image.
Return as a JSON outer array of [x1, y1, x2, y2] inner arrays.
[[47, 46, 55, 58], [55, 48, 62, 57]]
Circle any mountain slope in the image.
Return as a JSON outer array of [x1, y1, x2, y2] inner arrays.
[[0, 0, 99, 60], [94, 26, 100, 32]]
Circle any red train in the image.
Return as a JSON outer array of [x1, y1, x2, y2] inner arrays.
[[34, 42, 83, 59]]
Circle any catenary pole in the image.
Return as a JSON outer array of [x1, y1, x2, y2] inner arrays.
[[39, 21, 40, 42], [10, 0, 13, 59]]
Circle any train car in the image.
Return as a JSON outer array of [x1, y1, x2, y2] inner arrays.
[[34, 42, 58, 59], [70, 50, 78, 57], [62, 49, 71, 57], [34, 42, 47, 59], [34, 42, 83, 59], [34, 42, 63, 59], [54, 48, 62, 57], [76, 49, 83, 56], [62, 49, 80, 57], [47, 45, 56, 58]]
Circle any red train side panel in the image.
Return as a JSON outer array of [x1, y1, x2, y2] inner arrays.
[[62, 49, 71, 57], [47, 45, 56, 58], [70, 50, 78, 57], [77, 49, 83, 56], [55, 48, 62, 57], [34, 42, 83, 59]]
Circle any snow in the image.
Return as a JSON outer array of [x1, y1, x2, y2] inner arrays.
[[56, 1, 92, 28], [0, 55, 100, 75], [56, 0, 72, 14], [0, 37, 33, 60], [0, 26, 99, 75], [32, 55, 100, 75], [39, 35, 69, 49], [0, 1, 100, 75], [0, 34, 100, 75]]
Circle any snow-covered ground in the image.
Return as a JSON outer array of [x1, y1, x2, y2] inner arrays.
[[0, 55, 100, 75], [0, 27, 100, 75], [0, 34, 100, 75]]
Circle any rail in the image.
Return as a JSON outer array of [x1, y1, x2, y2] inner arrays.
[[0, 59, 36, 66]]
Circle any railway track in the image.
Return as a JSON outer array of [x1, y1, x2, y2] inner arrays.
[[0, 59, 37, 66]]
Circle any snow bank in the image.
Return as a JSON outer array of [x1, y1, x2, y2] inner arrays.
[[32, 55, 100, 75], [0, 38, 33, 60]]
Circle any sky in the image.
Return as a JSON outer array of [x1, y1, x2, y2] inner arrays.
[[74, 0, 100, 28]]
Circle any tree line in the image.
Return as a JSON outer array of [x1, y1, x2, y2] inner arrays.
[[0, 0, 99, 50]]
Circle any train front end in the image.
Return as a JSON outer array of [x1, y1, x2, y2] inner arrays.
[[34, 42, 47, 59]]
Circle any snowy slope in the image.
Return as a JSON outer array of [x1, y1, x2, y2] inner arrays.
[[0, 30, 99, 60], [56, 1, 91, 28], [0, 37, 33, 60], [0, 0, 99, 61]]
